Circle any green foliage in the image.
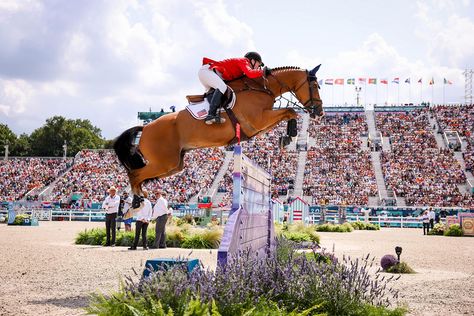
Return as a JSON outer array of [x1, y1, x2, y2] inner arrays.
[[350, 221, 380, 231], [386, 262, 416, 274], [75, 228, 107, 245], [427, 223, 445, 235], [283, 231, 311, 243], [284, 222, 321, 243], [444, 224, 463, 237], [76, 225, 222, 249], [181, 228, 222, 249], [351, 304, 407, 316], [315, 223, 354, 233], [29, 116, 105, 156]]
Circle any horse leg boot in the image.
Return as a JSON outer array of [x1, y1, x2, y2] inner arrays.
[[205, 89, 226, 125]]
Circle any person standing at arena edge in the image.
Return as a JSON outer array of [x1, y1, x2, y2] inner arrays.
[[102, 186, 120, 246], [428, 208, 436, 229], [421, 210, 430, 235], [129, 191, 153, 250], [151, 191, 171, 249], [121, 191, 133, 232], [199, 52, 271, 125]]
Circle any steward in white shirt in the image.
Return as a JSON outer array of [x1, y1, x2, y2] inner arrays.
[[102, 186, 120, 246], [129, 191, 153, 250], [151, 191, 171, 249]]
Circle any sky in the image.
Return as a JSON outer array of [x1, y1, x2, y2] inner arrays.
[[0, 0, 473, 139]]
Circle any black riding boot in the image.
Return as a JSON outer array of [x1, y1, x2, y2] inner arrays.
[[205, 89, 226, 125]]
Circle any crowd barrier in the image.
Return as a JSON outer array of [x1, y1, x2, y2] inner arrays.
[[307, 214, 427, 228]]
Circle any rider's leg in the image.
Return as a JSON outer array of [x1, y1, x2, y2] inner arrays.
[[198, 65, 227, 124], [205, 89, 226, 124]]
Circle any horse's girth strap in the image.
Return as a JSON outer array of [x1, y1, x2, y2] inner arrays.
[[224, 107, 250, 144]]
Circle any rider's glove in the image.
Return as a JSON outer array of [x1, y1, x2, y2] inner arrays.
[[263, 66, 272, 76]]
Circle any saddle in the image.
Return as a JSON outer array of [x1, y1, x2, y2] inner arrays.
[[186, 87, 234, 108]]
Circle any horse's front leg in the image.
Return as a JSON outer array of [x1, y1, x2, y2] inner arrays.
[[252, 108, 297, 134]]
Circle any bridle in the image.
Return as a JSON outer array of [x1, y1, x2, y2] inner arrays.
[[272, 70, 322, 118]]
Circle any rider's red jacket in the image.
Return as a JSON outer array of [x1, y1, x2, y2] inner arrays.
[[202, 57, 263, 81]]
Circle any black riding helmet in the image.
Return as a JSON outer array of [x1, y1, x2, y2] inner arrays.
[[244, 51, 264, 66]]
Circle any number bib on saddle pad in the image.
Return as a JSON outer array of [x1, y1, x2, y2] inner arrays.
[[185, 88, 236, 120]]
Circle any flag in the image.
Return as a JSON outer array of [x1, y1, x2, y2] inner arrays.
[[368, 78, 377, 84], [392, 78, 399, 84], [444, 78, 452, 85], [197, 109, 207, 117], [429, 78, 434, 85], [405, 78, 410, 84], [324, 79, 333, 85], [335, 79, 344, 85], [418, 78, 422, 83], [358, 78, 366, 84], [380, 79, 388, 84], [347, 78, 355, 85]]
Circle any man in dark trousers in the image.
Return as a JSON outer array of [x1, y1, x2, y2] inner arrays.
[[128, 191, 153, 250], [102, 186, 120, 246], [151, 191, 171, 249]]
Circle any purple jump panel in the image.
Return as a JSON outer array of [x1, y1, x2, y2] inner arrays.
[[217, 145, 275, 266]]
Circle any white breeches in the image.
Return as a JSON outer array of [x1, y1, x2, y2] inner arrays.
[[198, 64, 227, 94]]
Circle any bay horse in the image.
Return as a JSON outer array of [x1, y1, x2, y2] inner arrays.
[[114, 65, 323, 197]]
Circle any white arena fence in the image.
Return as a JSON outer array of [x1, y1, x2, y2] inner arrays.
[[0, 208, 430, 228]]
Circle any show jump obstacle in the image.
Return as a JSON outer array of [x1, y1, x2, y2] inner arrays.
[[217, 145, 276, 266]]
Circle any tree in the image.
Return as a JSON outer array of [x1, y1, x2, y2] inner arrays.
[[11, 133, 32, 156], [29, 116, 105, 156], [0, 124, 17, 157]]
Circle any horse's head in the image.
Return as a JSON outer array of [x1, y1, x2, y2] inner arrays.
[[269, 65, 323, 118]]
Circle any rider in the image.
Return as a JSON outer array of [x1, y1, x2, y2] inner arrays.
[[199, 52, 270, 125]]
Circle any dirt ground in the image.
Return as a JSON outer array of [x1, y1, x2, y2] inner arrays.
[[0, 222, 472, 316]]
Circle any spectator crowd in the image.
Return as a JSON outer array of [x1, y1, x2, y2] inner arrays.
[[303, 113, 377, 206], [377, 109, 473, 207]]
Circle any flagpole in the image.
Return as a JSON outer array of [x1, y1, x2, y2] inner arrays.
[[397, 83, 400, 105], [420, 81, 422, 105], [386, 83, 389, 105], [443, 81, 446, 104], [408, 80, 411, 104], [375, 83, 378, 106], [332, 84, 335, 106], [364, 81, 367, 108], [343, 82, 345, 105], [431, 83, 434, 105]]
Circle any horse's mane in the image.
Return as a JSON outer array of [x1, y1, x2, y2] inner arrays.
[[270, 66, 302, 74]]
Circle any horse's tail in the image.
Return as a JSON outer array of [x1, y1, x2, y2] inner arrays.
[[113, 126, 146, 172]]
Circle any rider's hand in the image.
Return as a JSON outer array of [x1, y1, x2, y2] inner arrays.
[[263, 66, 272, 76]]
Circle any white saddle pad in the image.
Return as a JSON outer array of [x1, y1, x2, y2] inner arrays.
[[186, 90, 236, 120]]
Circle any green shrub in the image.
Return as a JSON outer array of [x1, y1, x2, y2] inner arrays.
[[315, 223, 353, 233], [444, 224, 463, 237], [166, 226, 185, 248], [283, 231, 311, 243], [181, 228, 222, 249], [75, 228, 106, 245], [351, 221, 380, 231], [386, 262, 416, 274], [75, 224, 222, 249], [428, 223, 445, 235]]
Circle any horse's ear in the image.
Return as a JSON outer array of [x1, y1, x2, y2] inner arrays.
[[309, 64, 321, 77]]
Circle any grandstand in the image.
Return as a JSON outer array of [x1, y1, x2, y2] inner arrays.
[[1, 104, 473, 209]]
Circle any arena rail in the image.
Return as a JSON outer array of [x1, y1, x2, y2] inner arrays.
[[307, 214, 428, 228]]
